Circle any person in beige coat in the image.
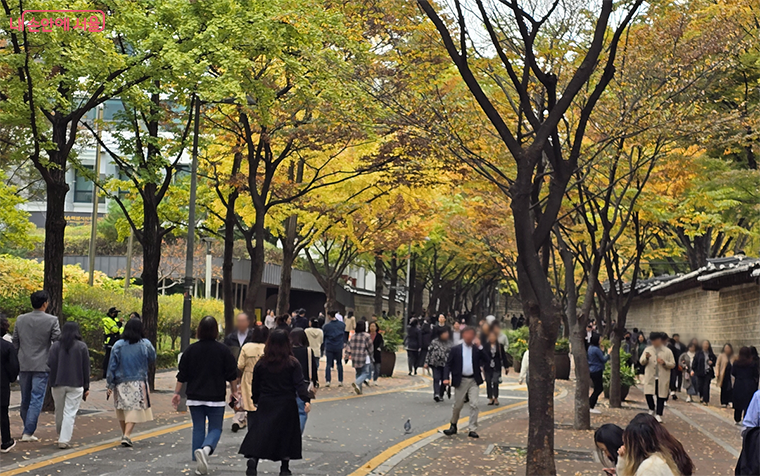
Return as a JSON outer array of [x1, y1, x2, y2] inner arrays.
[[233, 326, 269, 433], [639, 332, 675, 422]]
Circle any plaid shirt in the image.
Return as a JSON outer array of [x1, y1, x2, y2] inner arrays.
[[346, 332, 374, 368]]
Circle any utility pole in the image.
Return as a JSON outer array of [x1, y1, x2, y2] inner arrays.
[[404, 242, 412, 330], [180, 96, 201, 351], [88, 104, 104, 286], [205, 239, 212, 298]]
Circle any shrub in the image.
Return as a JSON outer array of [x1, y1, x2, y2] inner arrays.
[[555, 338, 570, 353], [603, 348, 637, 389], [507, 326, 529, 361], [157, 294, 225, 349], [62, 304, 104, 351], [157, 350, 181, 369], [65, 283, 143, 316], [376, 316, 404, 352]]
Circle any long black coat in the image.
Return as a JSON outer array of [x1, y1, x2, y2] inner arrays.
[[693, 350, 717, 379], [239, 359, 311, 461], [733, 361, 760, 413], [1, 339, 19, 406]]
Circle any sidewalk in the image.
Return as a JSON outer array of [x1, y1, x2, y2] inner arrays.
[[1, 354, 421, 471], [381, 376, 741, 475]]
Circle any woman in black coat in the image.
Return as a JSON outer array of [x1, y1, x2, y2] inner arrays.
[[691, 340, 716, 405], [239, 329, 311, 476], [483, 330, 509, 406], [418, 319, 433, 375], [405, 319, 422, 376], [732, 347, 759, 424]]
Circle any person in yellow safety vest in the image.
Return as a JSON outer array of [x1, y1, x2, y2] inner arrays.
[[102, 307, 122, 377]]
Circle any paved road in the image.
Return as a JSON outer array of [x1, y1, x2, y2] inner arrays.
[[2, 374, 527, 475]]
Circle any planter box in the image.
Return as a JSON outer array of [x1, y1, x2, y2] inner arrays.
[[380, 350, 397, 377], [555, 351, 570, 380]]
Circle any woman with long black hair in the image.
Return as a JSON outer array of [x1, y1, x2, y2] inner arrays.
[[594, 423, 623, 473], [617, 413, 694, 476], [106, 318, 156, 447], [239, 329, 311, 476], [732, 346, 759, 425], [47, 322, 90, 449]]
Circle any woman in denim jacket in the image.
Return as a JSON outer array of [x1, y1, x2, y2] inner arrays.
[[106, 318, 156, 447]]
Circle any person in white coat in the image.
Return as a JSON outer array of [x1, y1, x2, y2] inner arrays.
[[518, 349, 529, 385]]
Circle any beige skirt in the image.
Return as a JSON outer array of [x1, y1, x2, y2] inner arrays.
[[113, 380, 154, 423]]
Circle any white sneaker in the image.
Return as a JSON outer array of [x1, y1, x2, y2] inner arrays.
[[655, 415, 663, 423], [194, 448, 209, 475], [325, 381, 331, 388], [648, 410, 654, 416], [338, 382, 344, 387], [590, 408, 601, 414], [686, 396, 692, 403], [20, 434, 38, 442]]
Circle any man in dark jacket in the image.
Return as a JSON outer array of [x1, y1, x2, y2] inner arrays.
[[1, 316, 20, 453], [322, 312, 345, 387], [293, 309, 309, 330], [668, 334, 685, 399], [223, 312, 251, 361], [442, 326, 485, 438]]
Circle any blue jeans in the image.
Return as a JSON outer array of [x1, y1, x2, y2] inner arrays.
[[189, 405, 225, 460], [356, 364, 372, 388], [325, 349, 343, 383], [19, 372, 48, 436], [371, 363, 382, 381], [296, 396, 307, 434]]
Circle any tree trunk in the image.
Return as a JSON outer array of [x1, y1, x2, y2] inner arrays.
[[512, 182, 561, 476], [140, 196, 162, 390], [324, 283, 337, 313], [608, 330, 623, 407], [222, 213, 237, 335], [43, 176, 69, 321], [373, 254, 384, 316], [277, 215, 298, 316], [388, 254, 398, 317], [243, 217, 266, 321], [221, 151, 242, 335]]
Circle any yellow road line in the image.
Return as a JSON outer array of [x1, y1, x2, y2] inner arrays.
[[349, 400, 528, 476], [1, 380, 425, 475]]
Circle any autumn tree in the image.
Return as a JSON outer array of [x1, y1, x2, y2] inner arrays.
[[415, 1, 644, 472], [0, 0, 169, 317]]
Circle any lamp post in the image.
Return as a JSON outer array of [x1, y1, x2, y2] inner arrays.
[[404, 242, 412, 330], [180, 95, 201, 351], [87, 104, 104, 286]]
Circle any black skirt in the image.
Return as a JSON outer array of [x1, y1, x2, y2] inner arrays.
[[239, 395, 302, 461]]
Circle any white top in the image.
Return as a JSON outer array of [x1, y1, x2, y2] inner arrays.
[[187, 400, 226, 407], [336, 312, 344, 322], [264, 315, 275, 329], [237, 331, 248, 347], [462, 344, 474, 376]]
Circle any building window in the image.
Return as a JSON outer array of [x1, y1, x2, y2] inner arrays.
[[74, 165, 105, 204]]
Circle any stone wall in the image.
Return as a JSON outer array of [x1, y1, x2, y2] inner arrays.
[[625, 283, 760, 347]]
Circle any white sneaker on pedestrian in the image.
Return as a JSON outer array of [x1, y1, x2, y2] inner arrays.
[[194, 448, 209, 475], [589, 408, 601, 414], [352, 383, 362, 395], [57, 442, 70, 449], [648, 410, 654, 416], [686, 396, 692, 403], [338, 382, 344, 387], [325, 381, 331, 388], [655, 415, 663, 423], [20, 434, 38, 442]]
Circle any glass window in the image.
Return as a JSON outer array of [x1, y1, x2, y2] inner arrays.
[[73, 165, 105, 203]]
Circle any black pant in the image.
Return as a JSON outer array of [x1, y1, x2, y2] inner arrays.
[[645, 380, 668, 416], [418, 349, 428, 370], [1, 403, 10, 445], [432, 366, 445, 398], [407, 351, 419, 374], [669, 368, 682, 392], [102, 345, 112, 378], [699, 376, 712, 403], [484, 369, 500, 399], [589, 370, 604, 409]]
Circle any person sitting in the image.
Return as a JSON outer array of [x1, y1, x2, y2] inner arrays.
[[594, 423, 623, 474]]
